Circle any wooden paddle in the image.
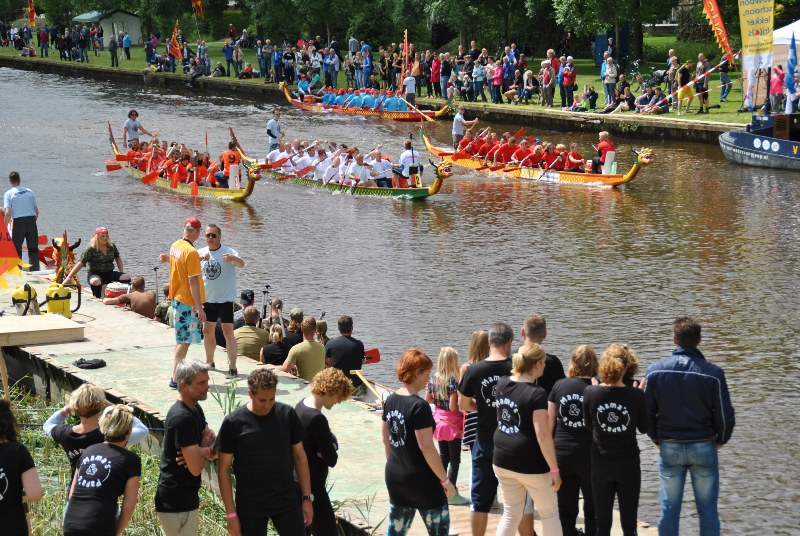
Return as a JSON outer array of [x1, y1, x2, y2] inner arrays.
[[141, 168, 161, 185], [260, 151, 299, 170], [105, 159, 122, 171], [115, 154, 137, 162], [364, 348, 381, 364], [372, 96, 386, 111], [399, 97, 435, 123]]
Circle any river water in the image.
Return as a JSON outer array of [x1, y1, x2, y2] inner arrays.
[[2, 67, 798, 533]]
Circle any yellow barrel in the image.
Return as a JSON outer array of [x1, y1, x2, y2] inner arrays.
[[12, 284, 40, 315], [45, 283, 72, 319]]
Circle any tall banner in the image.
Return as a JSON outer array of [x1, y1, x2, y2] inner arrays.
[[169, 20, 183, 61], [738, 0, 774, 108], [191, 0, 204, 19], [402, 29, 409, 79], [786, 32, 797, 113], [27, 0, 36, 25], [703, 0, 736, 68]]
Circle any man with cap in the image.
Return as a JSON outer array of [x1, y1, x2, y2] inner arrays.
[[4, 171, 40, 271], [233, 289, 259, 330], [166, 217, 206, 389], [197, 223, 244, 379]]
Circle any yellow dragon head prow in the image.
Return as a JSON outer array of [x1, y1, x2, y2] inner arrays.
[[634, 147, 655, 166]]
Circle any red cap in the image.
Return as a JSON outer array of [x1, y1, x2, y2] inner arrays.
[[184, 217, 202, 230], [94, 227, 109, 236]]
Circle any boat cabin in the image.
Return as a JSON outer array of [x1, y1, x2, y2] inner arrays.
[[747, 112, 800, 142]]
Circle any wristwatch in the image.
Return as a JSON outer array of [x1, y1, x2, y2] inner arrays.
[[302, 494, 314, 503]]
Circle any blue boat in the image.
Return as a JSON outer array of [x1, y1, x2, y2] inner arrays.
[[719, 113, 800, 170]]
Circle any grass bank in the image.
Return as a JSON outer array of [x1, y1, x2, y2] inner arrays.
[[11, 386, 230, 535]]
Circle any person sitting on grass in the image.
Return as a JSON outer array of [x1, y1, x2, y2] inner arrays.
[[239, 62, 255, 79]]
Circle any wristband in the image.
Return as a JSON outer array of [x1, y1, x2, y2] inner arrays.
[[440, 478, 450, 488], [225, 512, 238, 519], [550, 468, 560, 473], [205, 447, 212, 459]]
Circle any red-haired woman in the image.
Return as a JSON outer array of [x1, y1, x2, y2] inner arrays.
[[383, 349, 456, 535]]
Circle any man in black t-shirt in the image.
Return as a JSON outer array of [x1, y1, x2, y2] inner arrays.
[[325, 315, 366, 395], [156, 360, 217, 536], [457, 322, 514, 536], [521, 314, 566, 395], [216, 368, 313, 535]]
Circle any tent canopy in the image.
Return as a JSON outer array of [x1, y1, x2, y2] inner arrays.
[[71, 10, 139, 25], [774, 19, 800, 45]]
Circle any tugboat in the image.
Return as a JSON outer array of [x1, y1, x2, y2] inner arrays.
[[719, 113, 800, 170]]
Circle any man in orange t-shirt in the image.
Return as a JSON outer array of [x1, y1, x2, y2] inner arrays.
[[165, 216, 207, 389], [214, 141, 242, 188]]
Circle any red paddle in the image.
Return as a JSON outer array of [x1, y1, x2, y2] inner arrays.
[[141, 168, 161, 185], [364, 348, 381, 364], [115, 154, 136, 162], [105, 159, 122, 171]]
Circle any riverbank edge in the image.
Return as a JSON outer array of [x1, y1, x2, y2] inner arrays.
[[2, 56, 738, 145]]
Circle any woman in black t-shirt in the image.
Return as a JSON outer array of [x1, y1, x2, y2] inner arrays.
[[296, 368, 353, 536], [0, 400, 44, 536], [43, 384, 148, 481], [493, 343, 561, 536], [548, 344, 598, 536], [583, 344, 649, 536], [63, 405, 142, 536], [383, 348, 456, 535], [260, 324, 288, 365]]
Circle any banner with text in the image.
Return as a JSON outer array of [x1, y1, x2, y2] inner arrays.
[[738, 0, 774, 71]]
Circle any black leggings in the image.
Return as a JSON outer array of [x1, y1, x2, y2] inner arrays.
[[556, 453, 595, 536], [309, 482, 337, 536], [591, 454, 640, 536], [438, 438, 462, 485], [240, 504, 305, 536]]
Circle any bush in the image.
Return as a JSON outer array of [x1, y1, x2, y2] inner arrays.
[[210, 10, 254, 40], [644, 40, 719, 64]]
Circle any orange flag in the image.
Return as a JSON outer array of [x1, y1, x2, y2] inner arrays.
[[27, 0, 36, 26], [191, 0, 204, 19], [169, 20, 183, 61], [703, 0, 736, 69]]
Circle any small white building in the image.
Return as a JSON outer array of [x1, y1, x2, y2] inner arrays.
[[71, 10, 143, 46]]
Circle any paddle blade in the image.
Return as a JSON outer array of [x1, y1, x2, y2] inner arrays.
[[489, 163, 508, 171], [142, 170, 159, 185], [191, 182, 199, 196], [453, 151, 469, 160], [106, 161, 122, 172], [364, 348, 381, 365], [295, 165, 315, 178], [38, 235, 48, 246], [512, 127, 525, 140], [115, 154, 135, 162]]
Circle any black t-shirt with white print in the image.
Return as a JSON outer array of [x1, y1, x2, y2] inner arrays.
[[63, 442, 142, 536], [0, 441, 35, 536], [382, 393, 446, 510], [548, 377, 592, 457], [492, 376, 549, 474], [50, 424, 104, 480], [458, 358, 512, 443], [583, 385, 649, 459]]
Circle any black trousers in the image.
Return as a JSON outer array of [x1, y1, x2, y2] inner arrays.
[[240, 503, 305, 536], [11, 216, 39, 271], [438, 438, 462, 485], [591, 454, 640, 536], [556, 452, 595, 536], [309, 481, 337, 536]]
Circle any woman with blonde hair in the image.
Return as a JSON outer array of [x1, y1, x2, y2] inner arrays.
[[461, 330, 489, 450], [297, 368, 354, 536], [0, 400, 44, 536], [493, 342, 561, 536], [260, 324, 287, 365], [63, 227, 130, 298], [383, 349, 456, 535], [43, 383, 148, 480], [63, 405, 142, 536], [425, 347, 467, 504], [548, 345, 598, 536], [582, 344, 649, 536], [315, 319, 330, 346]]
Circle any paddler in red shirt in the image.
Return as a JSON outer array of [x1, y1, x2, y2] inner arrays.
[[494, 137, 518, 164], [541, 143, 561, 170], [476, 133, 499, 158], [457, 131, 475, 152], [485, 131, 511, 163], [591, 131, 615, 173], [565, 143, 585, 172], [136, 142, 151, 172], [511, 139, 532, 164], [215, 141, 242, 188]]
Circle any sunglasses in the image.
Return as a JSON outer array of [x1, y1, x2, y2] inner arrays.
[[205, 233, 218, 238]]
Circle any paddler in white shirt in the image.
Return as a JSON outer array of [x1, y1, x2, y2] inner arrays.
[[344, 153, 376, 187], [397, 140, 422, 187], [365, 147, 393, 188], [314, 145, 345, 182]]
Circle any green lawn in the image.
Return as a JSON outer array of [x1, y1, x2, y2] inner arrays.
[[2, 43, 751, 124]]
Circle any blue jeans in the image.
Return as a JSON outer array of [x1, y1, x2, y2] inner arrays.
[[720, 72, 732, 100], [658, 440, 720, 536], [440, 79, 448, 99], [604, 82, 615, 104], [473, 80, 487, 101], [470, 441, 498, 513]]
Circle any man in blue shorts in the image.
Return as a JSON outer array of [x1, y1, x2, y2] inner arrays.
[[167, 217, 207, 389]]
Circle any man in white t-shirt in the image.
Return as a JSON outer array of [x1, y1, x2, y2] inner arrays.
[[397, 141, 422, 187], [197, 224, 245, 378], [452, 104, 478, 149], [314, 146, 344, 182], [402, 74, 417, 106], [266, 109, 282, 151], [345, 154, 375, 186], [365, 149, 393, 187]]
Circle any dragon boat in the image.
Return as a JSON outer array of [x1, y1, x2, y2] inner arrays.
[[279, 82, 451, 122], [231, 128, 451, 200], [421, 128, 655, 188], [107, 124, 259, 202], [719, 112, 800, 171]]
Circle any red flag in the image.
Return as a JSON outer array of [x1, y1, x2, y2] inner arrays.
[[703, 0, 736, 69], [27, 0, 36, 26], [191, 0, 204, 19], [169, 20, 183, 61], [403, 30, 409, 78]]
